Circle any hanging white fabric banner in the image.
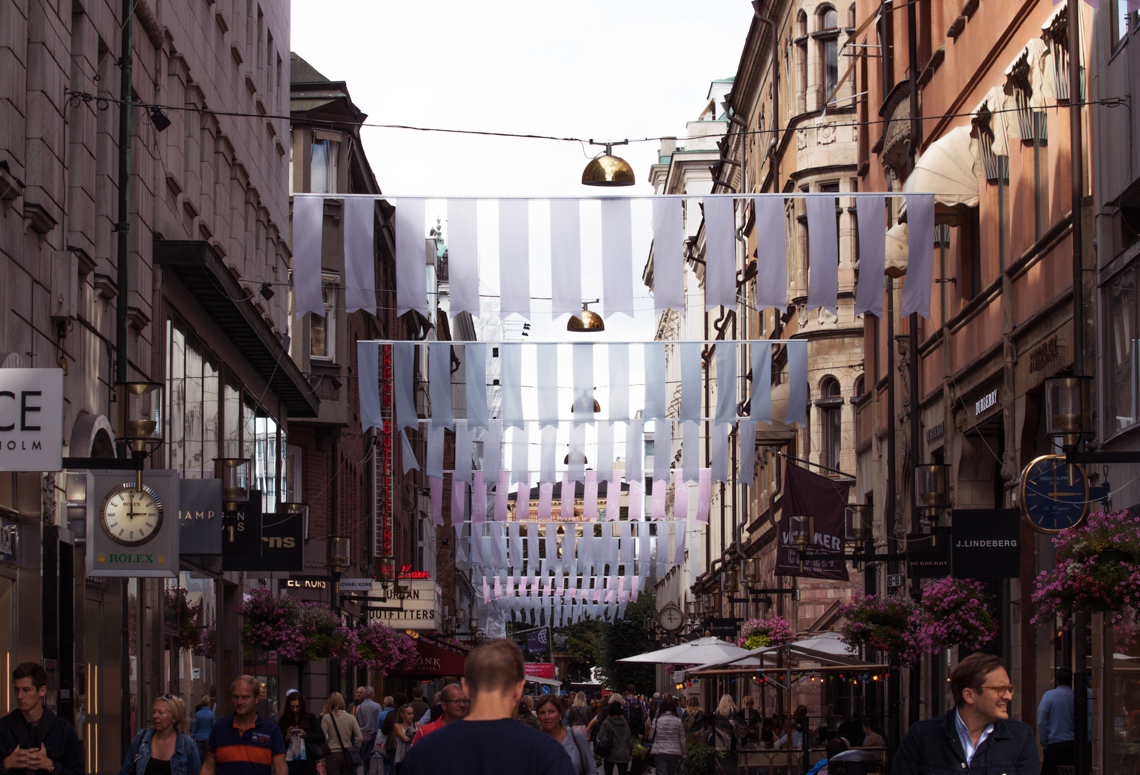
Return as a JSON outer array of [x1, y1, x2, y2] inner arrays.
[[606, 532, 620, 569], [754, 196, 788, 311], [786, 340, 808, 427], [682, 421, 699, 483], [619, 523, 632, 564], [465, 343, 488, 430], [807, 195, 840, 314], [628, 480, 644, 522], [293, 196, 325, 320], [673, 523, 687, 565], [426, 424, 445, 480], [711, 421, 729, 483], [653, 420, 672, 483], [472, 471, 487, 524], [644, 343, 667, 422], [393, 342, 418, 432], [550, 199, 582, 317], [451, 479, 465, 526], [854, 195, 887, 318], [696, 469, 712, 524], [601, 198, 634, 318], [511, 424, 529, 484], [739, 420, 756, 483], [561, 472, 574, 521], [569, 422, 586, 483], [901, 194, 936, 320], [494, 471, 510, 520], [750, 341, 772, 424], [501, 343, 524, 428], [584, 470, 599, 521], [358, 342, 383, 432], [626, 419, 644, 481], [395, 198, 427, 317], [540, 425, 558, 483], [431, 476, 444, 526], [652, 197, 685, 314], [608, 344, 630, 421], [596, 421, 614, 484], [527, 527, 539, 568], [680, 343, 702, 423], [455, 421, 472, 484], [674, 475, 690, 521], [448, 199, 480, 316], [400, 429, 419, 473], [572, 344, 594, 425], [651, 479, 667, 520], [545, 524, 558, 571], [655, 530, 667, 577], [499, 199, 531, 319], [715, 343, 737, 427], [537, 343, 559, 429], [344, 197, 376, 316], [514, 474, 530, 520], [483, 421, 502, 477], [508, 523, 522, 568], [704, 196, 737, 311], [429, 342, 454, 430]]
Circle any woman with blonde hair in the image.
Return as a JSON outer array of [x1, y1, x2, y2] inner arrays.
[[119, 695, 201, 775], [320, 693, 363, 775], [566, 691, 593, 729]]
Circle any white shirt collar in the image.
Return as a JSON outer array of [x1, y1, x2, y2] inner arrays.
[[954, 709, 994, 766]]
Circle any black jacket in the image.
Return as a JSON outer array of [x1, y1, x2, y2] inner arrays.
[[0, 709, 83, 775], [894, 711, 1039, 775]]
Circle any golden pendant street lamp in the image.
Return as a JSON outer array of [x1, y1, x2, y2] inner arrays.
[[581, 140, 635, 187], [567, 301, 605, 332]]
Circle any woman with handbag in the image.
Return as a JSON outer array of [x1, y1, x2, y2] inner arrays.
[[320, 693, 363, 775], [391, 706, 419, 774], [536, 695, 597, 775], [277, 692, 327, 775], [646, 698, 686, 775], [595, 701, 632, 775], [119, 695, 201, 775]]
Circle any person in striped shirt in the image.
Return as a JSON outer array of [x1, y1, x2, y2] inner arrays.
[[200, 677, 286, 775]]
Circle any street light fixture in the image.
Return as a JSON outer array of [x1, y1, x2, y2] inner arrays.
[[846, 504, 874, 571], [913, 464, 951, 523], [215, 458, 251, 514], [281, 502, 310, 541], [114, 381, 164, 489], [1045, 375, 1094, 477], [581, 141, 635, 186], [567, 301, 606, 332], [327, 536, 351, 576], [789, 515, 814, 572]]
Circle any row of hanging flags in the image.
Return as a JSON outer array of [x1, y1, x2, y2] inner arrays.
[[292, 193, 938, 323]]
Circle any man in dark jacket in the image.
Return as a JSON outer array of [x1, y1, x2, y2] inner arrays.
[[895, 653, 1039, 775], [0, 662, 83, 775]]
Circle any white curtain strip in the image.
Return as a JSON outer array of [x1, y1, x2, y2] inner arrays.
[[584, 470, 598, 521], [739, 419, 757, 482], [393, 342, 418, 432], [508, 523, 522, 567], [448, 199, 480, 316], [711, 421, 729, 483], [656, 529, 668, 577], [483, 421, 502, 476], [494, 471, 510, 520], [561, 473, 575, 522], [511, 425, 529, 483], [427, 423, 446, 480], [601, 198, 634, 318], [806, 195, 840, 314], [703, 196, 737, 311], [537, 343, 559, 428], [550, 199, 583, 317], [429, 342, 454, 430], [540, 425, 558, 482], [628, 480, 644, 522], [545, 524, 558, 570], [680, 342, 702, 423], [465, 343, 489, 430], [901, 194, 936, 320], [608, 344, 629, 421], [714, 343, 737, 427], [619, 523, 632, 564], [626, 419, 644, 481], [499, 199, 531, 319], [644, 343, 667, 422], [357, 342, 383, 432], [854, 196, 886, 318], [292, 196, 324, 319], [596, 421, 614, 483], [455, 421, 472, 484], [451, 480, 465, 525], [696, 469, 712, 524], [501, 343, 524, 428], [572, 344, 594, 425], [653, 420, 672, 483], [786, 340, 808, 427], [400, 429, 419, 473], [652, 197, 685, 314], [344, 197, 376, 315], [682, 421, 699, 483], [569, 423, 586, 483], [395, 198, 427, 317], [751, 341, 773, 424], [674, 523, 687, 565], [527, 526, 539, 566], [674, 476, 690, 521], [754, 196, 788, 311], [431, 476, 444, 526], [515, 475, 530, 521], [472, 471, 487, 524]]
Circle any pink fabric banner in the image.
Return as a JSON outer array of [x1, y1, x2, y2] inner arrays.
[[538, 481, 553, 521], [696, 469, 712, 524], [674, 475, 690, 522], [584, 470, 599, 521], [431, 477, 444, 526], [472, 471, 487, 524], [515, 474, 531, 520], [451, 479, 465, 525], [561, 471, 574, 520], [652, 478, 667, 520], [483, 576, 490, 603], [630, 576, 640, 603], [493, 576, 503, 599], [628, 480, 644, 521], [495, 471, 511, 520]]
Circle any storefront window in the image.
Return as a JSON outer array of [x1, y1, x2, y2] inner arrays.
[[1107, 265, 1137, 433], [224, 381, 242, 458], [167, 319, 221, 478]]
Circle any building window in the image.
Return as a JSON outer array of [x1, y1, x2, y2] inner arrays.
[[310, 273, 339, 361], [797, 11, 809, 113], [1113, 0, 1136, 48], [166, 319, 221, 479], [1107, 264, 1138, 432], [311, 137, 339, 194], [820, 8, 840, 101], [819, 377, 843, 472]]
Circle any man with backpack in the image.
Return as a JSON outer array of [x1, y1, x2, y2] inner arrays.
[[623, 686, 647, 740]]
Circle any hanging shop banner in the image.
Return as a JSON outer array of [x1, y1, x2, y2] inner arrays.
[[952, 508, 1021, 579], [178, 479, 223, 555], [0, 369, 63, 472], [388, 639, 467, 677], [775, 464, 849, 580], [524, 663, 556, 680], [224, 505, 304, 573], [906, 533, 952, 578], [365, 577, 441, 630], [222, 491, 263, 566], [86, 470, 180, 578], [525, 630, 548, 654]]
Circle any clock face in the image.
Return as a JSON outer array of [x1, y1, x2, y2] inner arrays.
[[658, 604, 685, 632], [1020, 455, 1089, 534], [100, 485, 164, 547]]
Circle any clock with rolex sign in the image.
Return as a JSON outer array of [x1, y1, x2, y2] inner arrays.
[[1019, 455, 1089, 534], [99, 483, 165, 547]]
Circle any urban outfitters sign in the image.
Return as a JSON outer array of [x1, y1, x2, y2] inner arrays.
[[365, 578, 440, 630], [0, 369, 63, 471]]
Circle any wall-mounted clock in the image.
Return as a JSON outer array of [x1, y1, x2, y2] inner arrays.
[[658, 603, 686, 633], [100, 483, 165, 547], [1020, 455, 1089, 534]]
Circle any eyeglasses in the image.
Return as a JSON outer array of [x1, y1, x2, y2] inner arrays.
[[980, 684, 1015, 695], [444, 699, 471, 705]]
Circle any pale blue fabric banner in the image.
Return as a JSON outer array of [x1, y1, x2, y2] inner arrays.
[[751, 341, 773, 424], [393, 342, 418, 432], [807, 195, 839, 314], [293, 196, 324, 320], [644, 343, 667, 422], [569, 423, 587, 483], [601, 198, 634, 318], [357, 341, 383, 432], [483, 421, 502, 477], [400, 429, 419, 473], [540, 425, 558, 483], [711, 421, 729, 483], [902, 194, 936, 320], [426, 423, 445, 480], [501, 343, 524, 428], [429, 342, 454, 430], [608, 344, 630, 421], [626, 419, 644, 481], [854, 195, 886, 318], [499, 199, 531, 319], [653, 420, 672, 483], [448, 199, 480, 316], [715, 343, 737, 427], [344, 197, 376, 316], [395, 198, 427, 317], [786, 340, 808, 427], [753, 196, 788, 312], [682, 421, 699, 483], [596, 421, 614, 484], [652, 197, 685, 314], [455, 420, 472, 484], [550, 199, 583, 317], [680, 342, 702, 424], [739, 420, 756, 482], [704, 196, 737, 310], [465, 343, 488, 430], [511, 424, 529, 484], [537, 343, 559, 429], [572, 344, 594, 426]]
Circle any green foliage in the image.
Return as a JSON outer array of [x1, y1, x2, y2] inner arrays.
[[596, 592, 657, 693], [683, 741, 724, 775], [563, 617, 603, 683]]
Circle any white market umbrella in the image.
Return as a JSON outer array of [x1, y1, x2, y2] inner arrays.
[[617, 636, 753, 665]]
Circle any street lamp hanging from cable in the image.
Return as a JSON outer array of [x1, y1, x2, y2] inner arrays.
[[581, 140, 635, 186]]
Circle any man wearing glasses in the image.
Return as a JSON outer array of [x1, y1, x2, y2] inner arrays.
[[409, 685, 468, 746], [895, 653, 1039, 775]]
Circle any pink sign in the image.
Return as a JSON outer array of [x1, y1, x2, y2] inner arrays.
[[524, 662, 556, 680]]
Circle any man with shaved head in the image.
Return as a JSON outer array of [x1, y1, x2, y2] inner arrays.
[[409, 683, 467, 745], [402, 640, 572, 775]]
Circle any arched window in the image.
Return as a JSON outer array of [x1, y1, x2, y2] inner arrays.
[[849, 4, 856, 28], [820, 7, 840, 101], [819, 377, 843, 471]]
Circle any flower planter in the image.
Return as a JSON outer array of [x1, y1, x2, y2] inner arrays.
[[1095, 549, 1133, 565]]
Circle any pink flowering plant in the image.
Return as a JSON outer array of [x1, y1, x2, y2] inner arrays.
[[909, 577, 997, 654], [737, 616, 794, 650], [164, 587, 202, 651], [340, 622, 418, 675], [298, 602, 350, 661], [198, 623, 217, 660], [1032, 510, 1140, 646], [837, 594, 922, 666], [236, 588, 310, 661]]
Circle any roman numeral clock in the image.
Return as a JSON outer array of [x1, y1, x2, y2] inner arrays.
[[99, 483, 164, 547]]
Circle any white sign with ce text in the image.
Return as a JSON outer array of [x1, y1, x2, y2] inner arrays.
[[0, 369, 63, 471]]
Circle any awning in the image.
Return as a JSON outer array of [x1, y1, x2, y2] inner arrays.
[[972, 85, 1012, 159], [903, 125, 979, 225], [155, 239, 319, 418], [1003, 38, 1052, 111], [617, 636, 753, 665], [676, 633, 885, 680], [388, 639, 467, 677]]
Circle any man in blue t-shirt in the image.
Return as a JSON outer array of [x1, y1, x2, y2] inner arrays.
[[402, 640, 573, 775], [200, 676, 286, 775]]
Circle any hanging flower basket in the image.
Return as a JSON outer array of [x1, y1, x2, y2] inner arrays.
[[339, 622, 419, 675], [236, 588, 311, 661], [198, 623, 217, 660], [736, 616, 794, 650], [837, 594, 921, 667], [910, 577, 998, 654], [164, 588, 202, 651], [299, 602, 350, 661], [1032, 510, 1140, 646]]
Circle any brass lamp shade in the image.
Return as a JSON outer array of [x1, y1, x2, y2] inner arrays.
[[564, 453, 590, 464], [567, 307, 605, 332], [582, 154, 635, 186]]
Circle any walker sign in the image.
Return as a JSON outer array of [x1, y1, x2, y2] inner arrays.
[[0, 369, 63, 471]]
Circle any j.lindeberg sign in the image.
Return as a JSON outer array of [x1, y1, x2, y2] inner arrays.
[[0, 369, 63, 471]]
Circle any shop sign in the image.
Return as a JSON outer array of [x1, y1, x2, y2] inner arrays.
[[376, 345, 394, 559], [925, 422, 945, 444], [0, 518, 17, 563], [338, 578, 374, 592], [707, 618, 742, 639], [178, 479, 223, 555], [279, 575, 331, 592], [775, 464, 850, 581], [222, 492, 263, 563], [365, 577, 441, 630], [0, 369, 63, 472], [1029, 336, 1060, 374], [87, 470, 180, 578], [377, 563, 431, 581], [225, 505, 303, 573], [952, 509, 1021, 578], [524, 663, 556, 680], [973, 388, 999, 419], [388, 639, 466, 677], [906, 533, 951, 578]]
